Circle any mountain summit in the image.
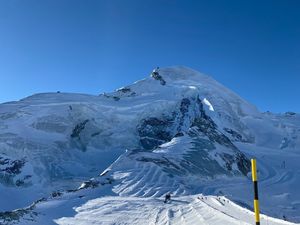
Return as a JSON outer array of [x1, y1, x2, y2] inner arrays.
[[0, 67, 299, 224]]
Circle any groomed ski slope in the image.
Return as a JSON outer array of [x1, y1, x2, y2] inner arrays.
[[54, 195, 295, 225]]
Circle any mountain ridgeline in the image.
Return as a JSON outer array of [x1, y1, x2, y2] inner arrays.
[[0, 66, 299, 223]]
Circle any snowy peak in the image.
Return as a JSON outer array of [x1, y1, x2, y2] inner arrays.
[[109, 66, 259, 118], [154, 66, 208, 82], [0, 66, 300, 224]]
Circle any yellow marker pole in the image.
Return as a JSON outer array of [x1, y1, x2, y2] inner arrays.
[[251, 159, 260, 225]]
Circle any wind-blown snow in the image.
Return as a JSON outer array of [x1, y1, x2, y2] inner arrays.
[[203, 98, 214, 111]]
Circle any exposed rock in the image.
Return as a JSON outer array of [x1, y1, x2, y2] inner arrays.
[[78, 177, 114, 190], [224, 128, 244, 142], [16, 175, 32, 187], [71, 119, 90, 139], [101, 88, 136, 101], [174, 132, 184, 137], [117, 87, 131, 93], [0, 157, 25, 175], [136, 95, 251, 176], [151, 70, 166, 85], [137, 117, 173, 150], [235, 152, 251, 176], [101, 93, 121, 101], [113, 96, 120, 101], [0, 201, 38, 225], [178, 98, 191, 130], [285, 112, 296, 116], [51, 191, 63, 198], [191, 117, 237, 150], [78, 179, 99, 190], [91, 131, 101, 137]]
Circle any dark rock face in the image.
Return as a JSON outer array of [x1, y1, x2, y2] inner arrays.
[[285, 112, 296, 116], [0, 196, 48, 224], [117, 87, 131, 93], [77, 177, 114, 190], [224, 128, 246, 142], [91, 131, 101, 137], [235, 152, 251, 176], [1, 159, 25, 175], [78, 179, 100, 189], [151, 71, 166, 85], [101, 87, 137, 101], [178, 98, 191, 130], [71, 119, 90, 139], [101, 93, 121, 101], [178, 136, 229, 177], [138, 117, 173, 150], [191, 102, 251, 175], [137, 98, 194, 150], [51, 191, 63, 198], [0, 157, 32, 187], [113, 96, 120, 101], [180, 98, 191, 115], [174, 132, 184, 137], [70, 119, 91, 151], [191, 118, 237, 151], [220, 153, 235, 172], [16, 175, 32, 187], [0, 209, 35, 225], [191, 98, 241, 150], [136, 95, 251, 176], [220, 152, 250, 176], [116, 87, 137, 97]]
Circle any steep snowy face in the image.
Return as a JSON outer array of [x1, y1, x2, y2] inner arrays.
[[143, 67, 300, 150], [106, 66, 260, 144], [0, 67, 252, 210], [0, 66, 299, 216]]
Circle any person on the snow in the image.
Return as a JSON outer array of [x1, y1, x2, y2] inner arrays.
[[164, 193, 171, 203]]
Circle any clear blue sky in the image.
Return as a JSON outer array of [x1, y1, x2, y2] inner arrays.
[[0, 0, 299, 112]]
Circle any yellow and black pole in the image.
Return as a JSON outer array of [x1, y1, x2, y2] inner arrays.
[[251, 159, 260, 225]]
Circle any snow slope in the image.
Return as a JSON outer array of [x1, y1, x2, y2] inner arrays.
[[0, 66, 299, 224], [55, 195, 295, 225]]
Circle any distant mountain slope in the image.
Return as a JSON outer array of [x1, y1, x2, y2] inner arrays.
[[0, 66, 299, 223]]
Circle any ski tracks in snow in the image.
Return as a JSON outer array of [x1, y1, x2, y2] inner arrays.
[[55, 195, 296, 225]]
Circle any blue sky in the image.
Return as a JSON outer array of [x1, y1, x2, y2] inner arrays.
[[0, 0, 299, 112]]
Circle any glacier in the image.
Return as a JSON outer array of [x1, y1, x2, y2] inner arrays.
[[0, 66, 299, 224]]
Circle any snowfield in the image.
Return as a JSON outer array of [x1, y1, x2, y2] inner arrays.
[[54, 195, 296, 225], [0, 66, 299, 224]]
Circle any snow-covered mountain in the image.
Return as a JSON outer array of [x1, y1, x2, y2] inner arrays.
[[0, 66, 299, 224]]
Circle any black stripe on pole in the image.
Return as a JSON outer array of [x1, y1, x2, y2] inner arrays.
[[252, 159, 260, 225], [253, 181, 259, 200]]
